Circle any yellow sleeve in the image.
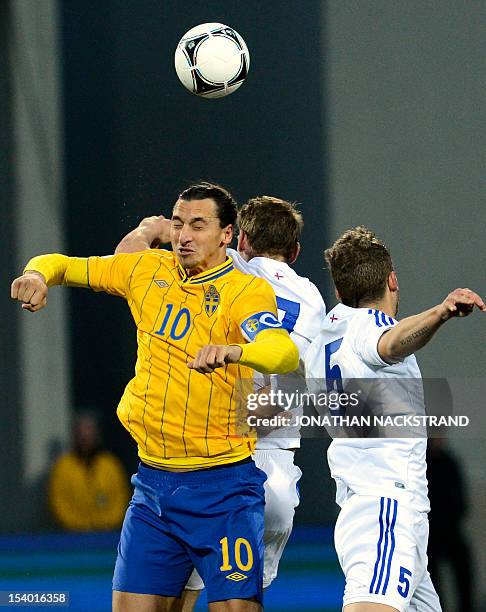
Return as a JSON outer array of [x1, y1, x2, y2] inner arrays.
[[25, 254, 89, 288], [237, 328, 299, 374], [231, 276, 279, 332], [25, 252, 146, 298]]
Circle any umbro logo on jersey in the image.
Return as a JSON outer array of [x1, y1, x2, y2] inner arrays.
[[226, 572, 247, 582], [154, 280, 169, 288]]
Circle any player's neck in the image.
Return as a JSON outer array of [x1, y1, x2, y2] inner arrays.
[[259, 252, 286, 262], [360, 299, 395, 318], [244, 250, 286, 263], [185, 253, 228, 277]]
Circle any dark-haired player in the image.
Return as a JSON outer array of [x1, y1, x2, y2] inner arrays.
[[115, 195, 326, 607], [11, 182, 299, 612]]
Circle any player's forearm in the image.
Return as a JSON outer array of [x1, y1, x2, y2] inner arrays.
[[25, 254, 89, 287], [378, 306, 445, 362], [238, 329, 299, 374], [114, 228, 152, 254]]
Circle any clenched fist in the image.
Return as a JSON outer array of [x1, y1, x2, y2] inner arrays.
[[187, 344, 243, 374], [11, 272, 48, 312]]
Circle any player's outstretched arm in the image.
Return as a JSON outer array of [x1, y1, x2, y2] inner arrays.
[[378, 287, 485, 363], [188, 329, 299, 375], [115, 216, 171, 254], [11, 254, 90, 312]]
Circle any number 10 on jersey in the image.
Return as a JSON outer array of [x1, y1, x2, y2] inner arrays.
[[219, 536, 254, 572]]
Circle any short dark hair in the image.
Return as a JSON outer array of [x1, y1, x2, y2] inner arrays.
[[325, 226, 393, 307], [238, 196, 303, 261], [179, 182, 238, 228]]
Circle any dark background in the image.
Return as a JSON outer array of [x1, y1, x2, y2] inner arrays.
[[61, 0, 333, 523]]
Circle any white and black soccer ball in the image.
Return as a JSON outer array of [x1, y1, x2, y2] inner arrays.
[[174, 23, 250, 99]]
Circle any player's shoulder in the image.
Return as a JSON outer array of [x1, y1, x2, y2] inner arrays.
[[352, 308, 397, 329], [114, 249, 177, 272], [225, 269, 277, 310], [257, 259, 325, 304], [229, 266, 273, 290], [52, 452, 79, 472], [111, 248, 174, 263]]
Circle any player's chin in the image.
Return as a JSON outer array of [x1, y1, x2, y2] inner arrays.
[[176, 252, 198, 267]]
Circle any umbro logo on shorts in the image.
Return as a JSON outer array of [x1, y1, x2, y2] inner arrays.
[[226, 572, 247, 582], [154, 280, 169, 288]]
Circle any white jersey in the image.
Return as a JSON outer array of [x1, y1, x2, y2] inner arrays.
[[228, 248, 326, 449], [305, 303, 430, 512]]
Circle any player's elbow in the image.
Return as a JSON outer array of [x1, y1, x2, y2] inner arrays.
[[283, 339, 300, 373], [377, 333, 403, 364], [115, 238, 137, 254], [270, 336, 299, 374]]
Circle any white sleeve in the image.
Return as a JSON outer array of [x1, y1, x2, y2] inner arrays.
[[352, 313, 395, 368], [290, 332, 312, 361], [227, 248, 252, 274]]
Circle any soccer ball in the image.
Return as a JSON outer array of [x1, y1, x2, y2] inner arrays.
[[174, 23, 250, 99]]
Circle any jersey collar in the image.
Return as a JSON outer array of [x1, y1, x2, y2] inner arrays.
[[177, 256, 234, 285]]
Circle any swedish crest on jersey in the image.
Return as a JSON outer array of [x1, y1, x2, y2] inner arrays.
[[204, 284, 220, 316]]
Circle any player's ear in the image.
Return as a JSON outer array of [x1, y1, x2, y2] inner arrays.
[[221, 224, 233, 247], [288, 242, 301, 265], [237, 229, 248, 252], [388, 271, 399, 292], [334, 288, 341, 301]]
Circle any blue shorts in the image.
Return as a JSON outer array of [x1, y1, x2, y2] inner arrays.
[[113, 460, 266, 603]]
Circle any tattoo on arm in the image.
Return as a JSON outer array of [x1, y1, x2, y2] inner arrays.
[[399, 326, 430, 346]]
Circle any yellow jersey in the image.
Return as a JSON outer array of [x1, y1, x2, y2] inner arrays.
[[48, 451, 130, 531], [31, 251, 285, 468]]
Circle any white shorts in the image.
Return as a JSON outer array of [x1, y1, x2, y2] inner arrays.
[[185, 449, 302, 591], [335, 494, 441, 611], [255, 448, 302, 588]]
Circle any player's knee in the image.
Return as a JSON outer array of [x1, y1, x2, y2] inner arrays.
[[113, 590, 175, 612]]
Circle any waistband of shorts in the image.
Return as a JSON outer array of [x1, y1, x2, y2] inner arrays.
[[137, 456, 255, 484], [253, 448, 296, 462]]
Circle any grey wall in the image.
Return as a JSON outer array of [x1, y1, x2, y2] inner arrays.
[[8, 0, 70, 487], [2, 0, 69, 531], [325, 0, 486, 600]]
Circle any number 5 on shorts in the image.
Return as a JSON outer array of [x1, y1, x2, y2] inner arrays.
[[219, 536, 254, 572], [398, 566, 412, 598]]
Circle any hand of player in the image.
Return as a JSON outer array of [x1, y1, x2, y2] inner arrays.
[[188, 345, 243, 373], [115, 215, 171, 254], [138, 215, 171, 248], [438, 288, 486, 320], [11, 272, 48, 312]]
